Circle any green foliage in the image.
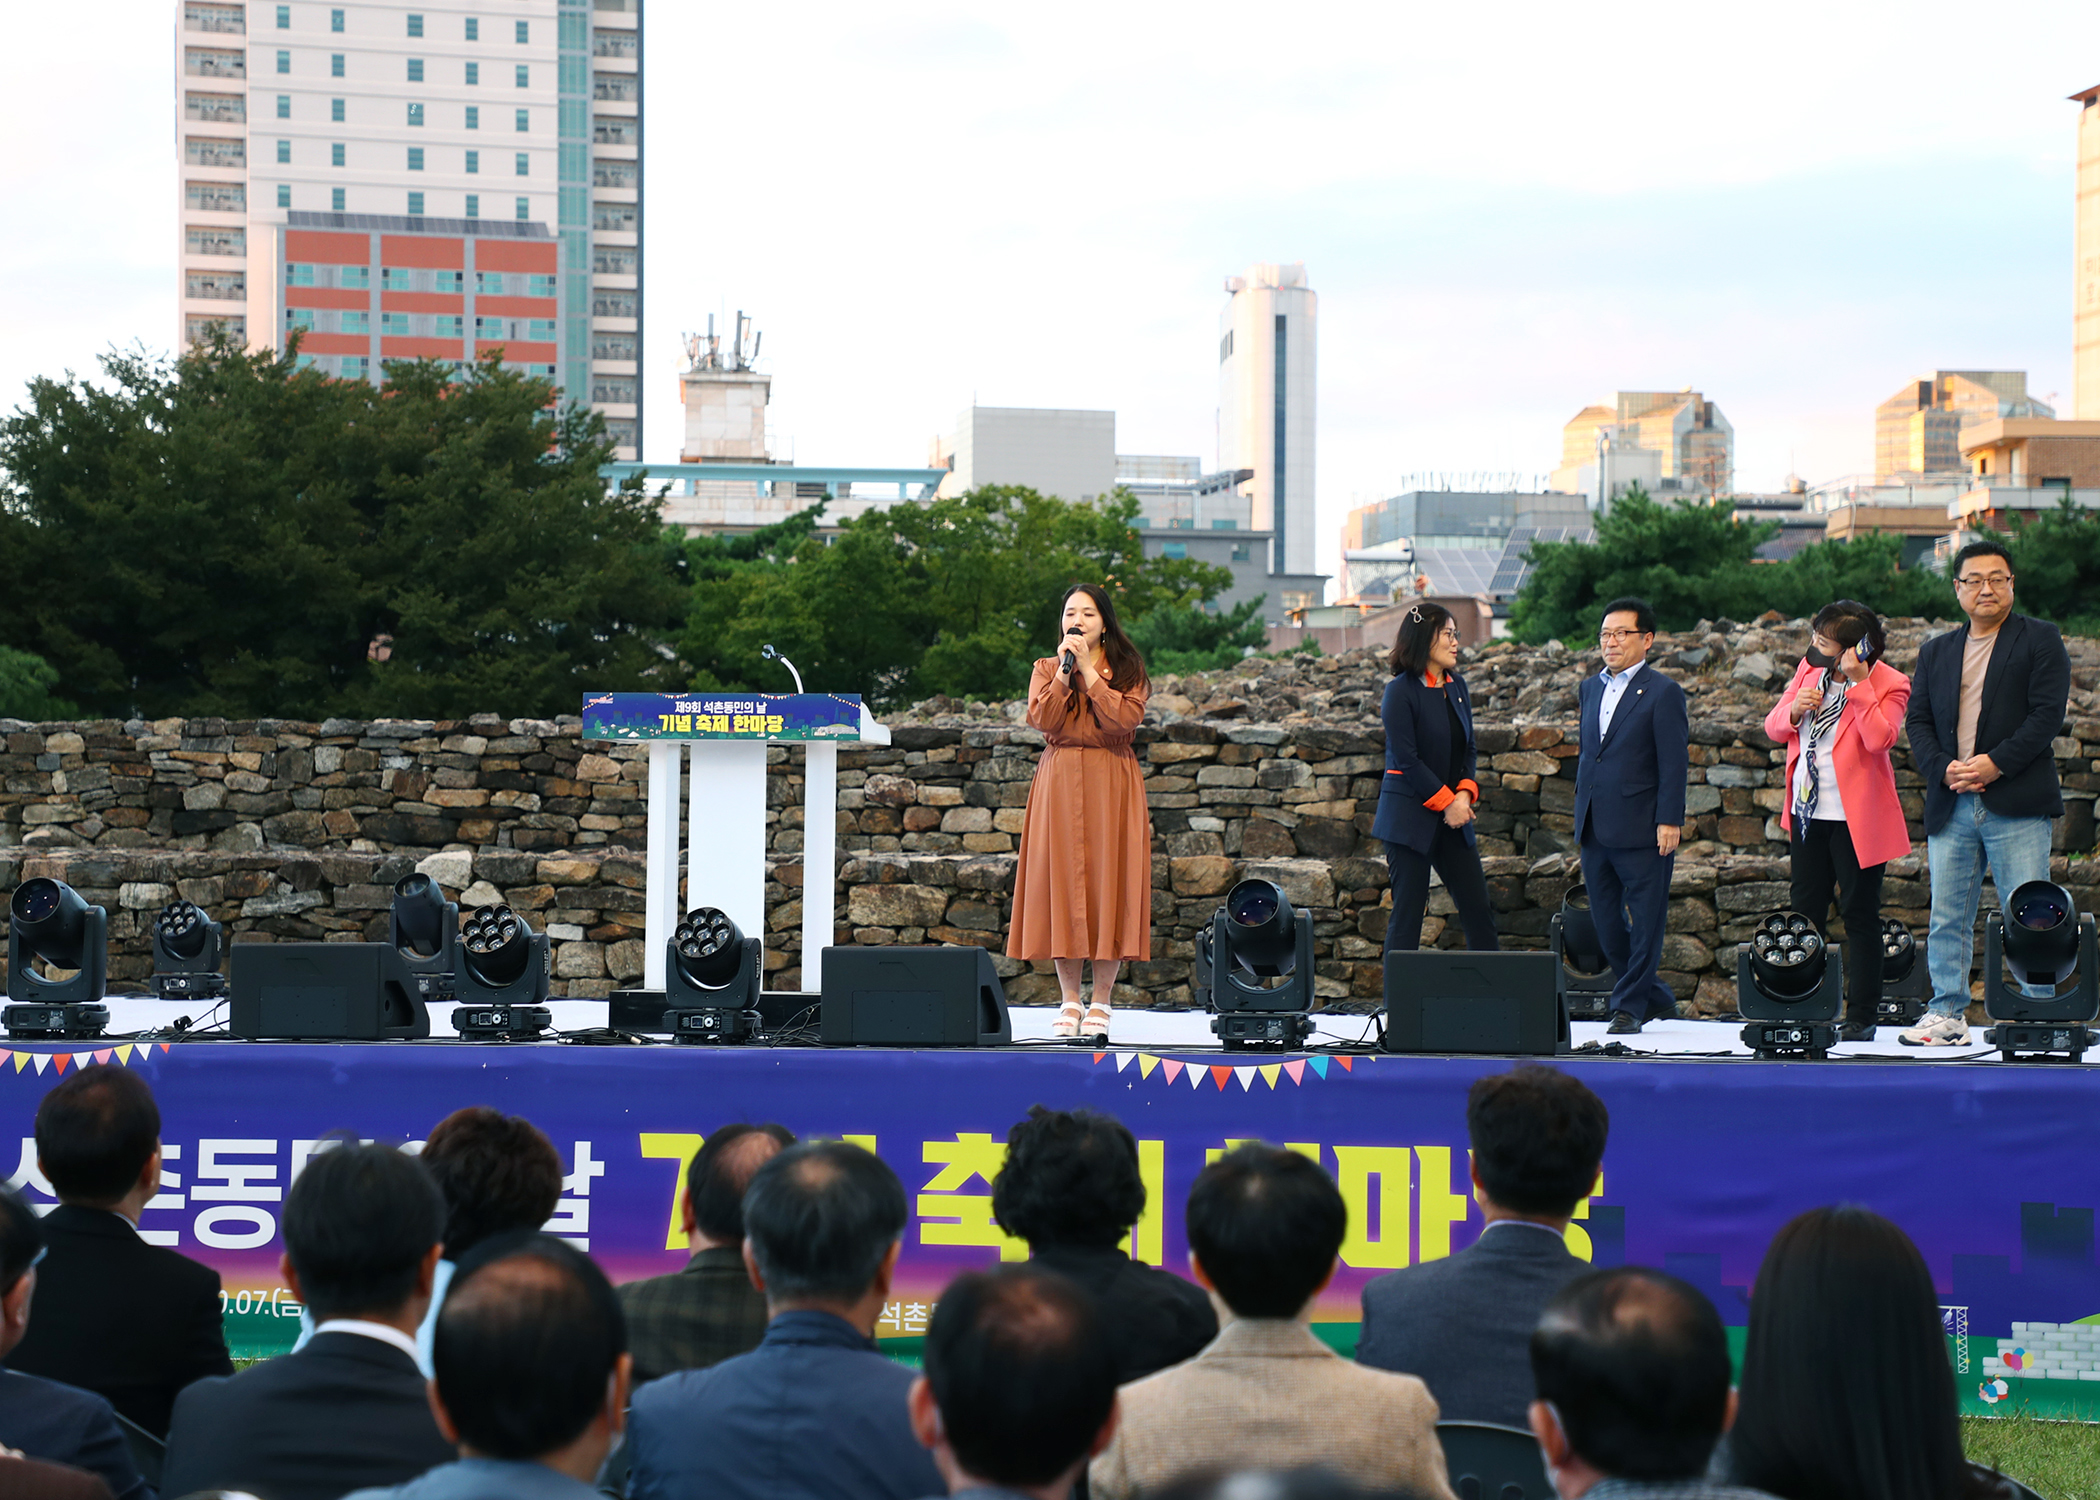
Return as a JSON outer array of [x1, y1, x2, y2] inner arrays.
[[1508, 486, 1959, 643], [0, 337, 682, 720], [1125, 595, 1270, 675], [0, 645, 76, 721], [1984, 497, 2100, 636], [677, 486, 1236, 706]]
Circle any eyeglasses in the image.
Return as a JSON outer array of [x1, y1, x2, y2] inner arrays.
[[1434, 627, 1460, 644], [1955, 572, 2013, 590], [1597, 628, 1650, 644]]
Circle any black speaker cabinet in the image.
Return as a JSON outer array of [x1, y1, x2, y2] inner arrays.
[[230, 943, 431, 1040], [1381, 951, 1567, 1055], [819, 946, 1012, 1047]]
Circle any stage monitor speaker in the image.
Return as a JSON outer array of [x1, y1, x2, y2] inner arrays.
[[1381, 951, 1567, 1056], [230, 943, 431, 1040], [819, 946, 1011, 1047]]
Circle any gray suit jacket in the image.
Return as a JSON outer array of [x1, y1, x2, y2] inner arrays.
[[343, 1457, 603, 1500], [1356, 1221, 1589, 1428]]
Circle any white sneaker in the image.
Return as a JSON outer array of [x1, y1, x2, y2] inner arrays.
[[1898, 1012, 1970, 1047]]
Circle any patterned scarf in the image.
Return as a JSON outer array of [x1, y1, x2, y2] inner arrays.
[[1793, 672, 1849, 824]]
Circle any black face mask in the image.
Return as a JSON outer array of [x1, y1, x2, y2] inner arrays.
[[1804, 645, 1838, 670]]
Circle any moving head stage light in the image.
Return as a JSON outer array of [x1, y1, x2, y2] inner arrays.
[[151, 900, 227, 999], [1875, 917, 1929, 1027], [5, 879, 109, 1040], [1198, 879, 1315, 1049], [664, 907, 762, 1044], [1738, 910, 1843, 1059], [1549, 883, 1616, 1021], [389, 873, 457, 1001], [450, 905, 551, 1040], [1981, 880, 2099, 1062]]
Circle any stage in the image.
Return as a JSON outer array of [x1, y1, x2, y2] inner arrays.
[[2, 998, 2095, 1419]]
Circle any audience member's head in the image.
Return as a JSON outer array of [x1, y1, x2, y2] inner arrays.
[[1467, 1065, 1609, 1221], [35, 1064, 161, 1209], [1529, 1267, 1734, 1492], [911, 1266, 1118, 1495], [742, 1141, 907, 1310], [282, 1138, 445, 1323], [1184, 1144, 1346, 1320], [431, 1235, 631, 1478], [420, 1106, 566, 1260], [686, 1123, 795, 1247], [1730, 1205, 1995, 1500], [0, 1183, 45, 1357], [991, 1106, 1146, 1251]]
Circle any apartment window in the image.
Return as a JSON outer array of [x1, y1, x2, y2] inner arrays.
[[1162, 542, 1188, 560], [473, 316, 502, 337], [187, 271, 247, 300], [286, 263, 315, 287], [184, 47, 246, 77], [408, 57, 424, 82], [514, 196, 529, 220], [592, 246, 636, 275], [331, 53, 344, 76], [592, 158, 636, 189], [276, 49, 290, 73], [277, 183, 292, 207], [592, 202, 635, 232], [382, 312, 411, 335], [275, 2, 289, 23], [185, 136, 247, 166], [408, 191, 425, 215], [471, 273, 501, 295], [407, 13, 424, 36], [514, 64, 529, 87], [465, 16, 479, 39], [185, 225, 245, 256], [593, 72, 637, 102], [383, 268, 414, 290], [185, 315, 247, 345], [332, 142, 345, 166], [465, 150, 479, 173], [330, 8, 344, 30], [528, 318, 556, 340], [342, 266, 370, 288], [515, 152, 529, 176], [465, 105, 480, 129], [286, 308, 316, 331], [435, 315, 464, 337], [186, 180, 246, 211], [528, 273, 556, 297], [590, 289, 635, 317], [187, 3, 247, 32], [592, 115, 638, 145], [332, 186, 346, 210], [465, 194, 480, 218], [434, 270, 463, 293], [515, 19, 529, 42], [1212, 519, 1239, 530], [591, 377, 638, 404], [341, 356, 370, 380], [1230, 544, 1251, 563], [331, 97, 345, 121], [591, 333, 636, 361], [407, 147, 425, 170], [593, 28, 637, 57], [342, 310, 370, 332], [274, 138, 289, 163], [274, 94, 289, 118], [515, 108, 529, 131], [407, 102, 424, 126]]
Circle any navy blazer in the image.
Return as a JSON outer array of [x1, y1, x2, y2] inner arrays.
[[1904, 612, 2070, 835], [0, 1370, 149, 1500], [1574, 664, 1689, 848], [1372, 671, 1480, 854]]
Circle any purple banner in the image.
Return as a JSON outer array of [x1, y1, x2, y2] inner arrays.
[[3, 1043, 2095, 1417]]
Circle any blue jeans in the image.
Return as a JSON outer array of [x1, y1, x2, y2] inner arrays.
[[1925, 793, 2054, 1017]]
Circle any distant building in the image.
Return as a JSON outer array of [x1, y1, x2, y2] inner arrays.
[[1115, 456, 1321, 625], [2075, 85, 2100, 418], [1218, 264, 1317, 577], [930, 407, 1116, 503], [1550, 391, 1732, 501], [1874, 372, 2052, 483], [1949, 417, 2100, 544]]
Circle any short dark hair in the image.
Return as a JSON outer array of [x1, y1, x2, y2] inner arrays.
[[742, 1141, 906, 1303], [689, 1123, 795, 1244], [1950, 539, 2013, 580], [1468, 1066, 1608, 1217], [1388, 602, 1456, 677], [420, 1107, 565, 1259], [283, 1139, 445, 1322], [433, 1234, 627, 1461], [1185, 1144, 1345, 1319], [0, 1184, 44, 1296], [34, 1065, 160, 1205], [991, 1107, 1145, 1250], [1600, 597, 1656, 635], [1809, 600, 1887, 666], [924, 1266, 1117, 1486], [1730, 1206, 1996, 1500], [1531, 1267, 1733, 1481]]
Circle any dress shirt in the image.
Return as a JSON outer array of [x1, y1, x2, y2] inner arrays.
[[343, 1456, 608, 1500], [315, 1318, 423, 1363], [1581, 1479, 1776, 1500], [1598, 661, 1645, 739], [296, 1262, 453, 1376]]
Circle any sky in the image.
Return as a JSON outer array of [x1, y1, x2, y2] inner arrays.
[[4, 1, 2098, 592]]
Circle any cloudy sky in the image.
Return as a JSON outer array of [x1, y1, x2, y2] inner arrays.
[[5, 1, 2098, 589]]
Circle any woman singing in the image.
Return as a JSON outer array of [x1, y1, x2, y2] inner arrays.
[[1008, 583, 1152, 1044], [1763, 601, 1912, 1040], [1371, 603, 1499, 953]]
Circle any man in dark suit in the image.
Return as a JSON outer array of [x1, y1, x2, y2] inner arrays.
[[1357, 1065, 1608, 1427], [1901, 539, 2073, 1046], [1574, 596, 1690, 1032], [617, 1122, 793, 1386], [162, 1140, 456, 1500], [627, 1141, 943, 1500], [8, 1065, 232, 1437], [0, 1185, 150, 1500]]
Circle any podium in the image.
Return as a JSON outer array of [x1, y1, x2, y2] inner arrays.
[[582, 691, 891, 993]]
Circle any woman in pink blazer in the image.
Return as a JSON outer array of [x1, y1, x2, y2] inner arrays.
[[1763, 601, 1912, 1039]]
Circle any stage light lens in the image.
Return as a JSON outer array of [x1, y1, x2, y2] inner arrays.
[[12, 880, 62, 925], [460, 905, 532, 987], [153, 900, 211, 960], [1749, 910, 1828, 999], [2002, 880, 2081, 988], [672, 907, 745, 988], [9, 878, 90, 965], [1229, 884, 1280, 928], [1221, 879, 1297, 978]]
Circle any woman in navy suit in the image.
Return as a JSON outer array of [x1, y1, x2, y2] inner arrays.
[[1372, 603, 1500, 952]]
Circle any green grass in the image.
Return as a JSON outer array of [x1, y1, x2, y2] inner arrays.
[[1965, 1415, 2100, 1499]]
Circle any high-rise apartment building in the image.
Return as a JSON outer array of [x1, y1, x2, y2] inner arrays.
[[2074, 86, 2100, 419], [175, 0, 641, 458], [1550, 391, 1732, 500], [1217, 263, 1317, 579], [1873, 371, 2051, 483]]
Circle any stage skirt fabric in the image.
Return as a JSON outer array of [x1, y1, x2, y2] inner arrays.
[[1008, 657, 1154, 962]]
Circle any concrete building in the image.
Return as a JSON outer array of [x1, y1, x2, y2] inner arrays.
[[2076, 85, 2100, 419], [1217, 263, 1317, 577], [932, 407, 1117, 502], [1945, 415, 2100, 555], [1342, 489, 1590, 553], [1874, 372, 2052, 483], [1550, 391, 1732, 501], [175, 0, 642, 458], [1115, 456, 1322, 626]]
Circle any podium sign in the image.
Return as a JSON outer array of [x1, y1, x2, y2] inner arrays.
[[583, 692, 889, 994]]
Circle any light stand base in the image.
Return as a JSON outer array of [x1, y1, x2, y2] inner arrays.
[[667, 1008, 763, 1044], [453, 1004, 554, 1041], [4, 1003, 110, 1040], [1212, 1012, 1312, 1049], [1984, 1023, 2096, 1063], [1741, 1020, 1837, 1060], [150, 973, 228, 1000]]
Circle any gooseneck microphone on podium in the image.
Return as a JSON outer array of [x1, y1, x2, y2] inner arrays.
[[1062, 625, 1083, 677]]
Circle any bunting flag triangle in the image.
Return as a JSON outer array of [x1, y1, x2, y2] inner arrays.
[[0, 1052, 9, 1070], [117, 1044, 134, 1064], [1186, 1063, 1204, 1089], [1334, 1055, 1355, 1072], [1209, 1065, 1233, 1091], [1308, 1056, 1331, 1079], [1161, 1059, 1183, 1084], [1092, 1052, 1107, 1065], [12, 1053, 30, 1073], [1138, 1054, 1160, 1079], [1115, 1052, 1135, 1072], [1284, 1059, 1306, 1085], [90, 1050, 111, 1067], [32, 1054, 51, 1074], [51, 1054, 70, 1075], [158, 1044, 172, 1054], [1235, 1067, 1258, 1091], [1259, 1063, 1283, 1088]]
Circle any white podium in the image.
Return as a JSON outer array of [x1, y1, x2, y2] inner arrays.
[[581, 691, 891, 992]]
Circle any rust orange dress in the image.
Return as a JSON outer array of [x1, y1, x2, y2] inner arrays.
[[1007, 657, 1153, 962]]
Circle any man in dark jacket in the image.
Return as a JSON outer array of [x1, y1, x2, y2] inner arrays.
[[1357, 1066, 1607, 1427], [9, 1065, 231, 1437], [1901, 540, 2072, 1046]]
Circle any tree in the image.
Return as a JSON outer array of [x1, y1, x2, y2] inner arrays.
[[0, 646, 75, 721], [1986, 498, 2100, 635], [0, 338, 683, 720], [1125, 596, 1270, 674]]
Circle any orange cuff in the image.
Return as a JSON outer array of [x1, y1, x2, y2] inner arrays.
[[1457, 779, 1480, 801], [1424, 785, 1457, 813]]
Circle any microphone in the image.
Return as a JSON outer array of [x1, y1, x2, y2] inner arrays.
[[1062, 625, 1083, 678]]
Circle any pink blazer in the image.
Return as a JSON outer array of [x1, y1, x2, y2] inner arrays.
[[1763, 657, 1913, 867]]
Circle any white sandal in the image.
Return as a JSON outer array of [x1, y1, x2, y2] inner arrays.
[[1051, 999, 1084, 1039], [1078, 1001, 1112, 1045]]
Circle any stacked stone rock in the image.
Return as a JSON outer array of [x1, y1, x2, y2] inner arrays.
[[3, 616, 2098, 1012]]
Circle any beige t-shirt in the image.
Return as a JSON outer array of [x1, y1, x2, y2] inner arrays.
[[1956, 627, 2000, 760]]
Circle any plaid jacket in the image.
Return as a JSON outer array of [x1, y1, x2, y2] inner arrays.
[[616, 1246, 771, 1386]]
